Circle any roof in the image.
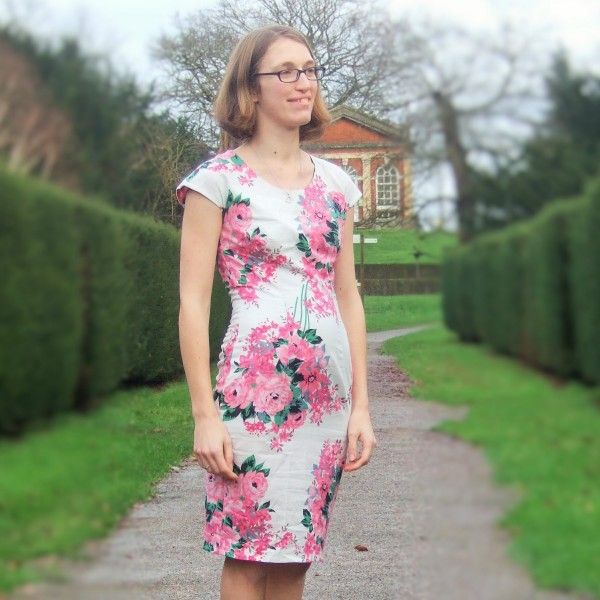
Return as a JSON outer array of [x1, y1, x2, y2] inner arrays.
[[327, 104, 408, 142]]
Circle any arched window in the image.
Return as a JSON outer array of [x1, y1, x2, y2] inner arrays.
[[343, 164, 359, 186], [376, 163, 400, 210]]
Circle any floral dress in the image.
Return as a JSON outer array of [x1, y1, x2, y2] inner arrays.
[[176, 148, 362, 563]]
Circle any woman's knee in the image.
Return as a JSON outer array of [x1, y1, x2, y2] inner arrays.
[[224, 556, 269, 583], [266, 561, 312, 577]]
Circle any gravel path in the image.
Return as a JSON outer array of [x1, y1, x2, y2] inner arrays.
[[10, 324, 594, 600]]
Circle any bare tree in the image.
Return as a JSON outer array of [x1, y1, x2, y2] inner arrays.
[[0, 37, 74, 182], [151, 0, 401, 148], [386, 15, 552, 240]]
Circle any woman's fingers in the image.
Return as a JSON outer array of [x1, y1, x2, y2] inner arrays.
[[219, 435, 239, 481], [343, 434, 377, 471], [195, 425, 239, 482]]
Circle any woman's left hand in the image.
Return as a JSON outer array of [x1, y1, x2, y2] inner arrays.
[[343, 407, 377, 472]]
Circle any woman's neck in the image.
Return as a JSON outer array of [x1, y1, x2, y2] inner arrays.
[[243, 129, 302, 165]]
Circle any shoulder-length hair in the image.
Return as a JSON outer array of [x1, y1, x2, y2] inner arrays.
[[214, 24, 331, 151]]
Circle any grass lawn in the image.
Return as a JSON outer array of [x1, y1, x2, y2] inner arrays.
[[0, 378, 200, 592], [2, 292, 599, 598], [362, 293, 442, 331], [381, 324, 600, 598], [353, 227, 457, 264]]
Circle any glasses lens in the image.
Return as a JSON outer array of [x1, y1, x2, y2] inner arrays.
[[311, 67, 324, 80], [278, 67, 325, 82], [279, 69, 298, 82]]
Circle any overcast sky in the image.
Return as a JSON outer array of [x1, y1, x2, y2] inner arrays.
[[2, 0, 598, 230], [3, 0, 598, 88]]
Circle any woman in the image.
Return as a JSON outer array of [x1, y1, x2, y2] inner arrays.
[[177, 24, 377, 600]]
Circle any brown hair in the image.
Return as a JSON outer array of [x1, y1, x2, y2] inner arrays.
[[213, 24, 331, 151]]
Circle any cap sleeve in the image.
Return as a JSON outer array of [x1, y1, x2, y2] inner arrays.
[[344, 172, 362, 208], [176, 161, 228, 209]]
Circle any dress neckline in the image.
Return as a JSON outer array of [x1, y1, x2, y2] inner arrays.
[[231, 151, 318, 193]]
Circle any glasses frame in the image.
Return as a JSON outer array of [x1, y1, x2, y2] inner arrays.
[[251, 66, 326, 83]]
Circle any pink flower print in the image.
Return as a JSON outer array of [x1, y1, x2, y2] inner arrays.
[[304, 532, 321, 561], [296, 358, 328, 397], [223, 378, 252, 410], [206, 473, 231, 504], [274, 531, 295, 549], [249, 372, 292, 416], [238, 341, 276, 374], [216, 311, 344, 451], [303, 178, 327, 204], [238, 166, 258, 187], [244, 420, 268, 435], [329, 190, 345, 207], [300, 439, 345, 560], [287, 409, 307, 428], [204, 515, 238, 553], [203, 453, 275, 560], [240, 471, 268, 504], [228, 201, 252, 225], [274, 332, 312, 365]]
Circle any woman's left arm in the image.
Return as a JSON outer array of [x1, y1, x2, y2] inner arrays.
[[334, 206, 378, 472]]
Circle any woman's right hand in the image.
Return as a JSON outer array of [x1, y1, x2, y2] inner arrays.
[[193, 415, 239, 482]]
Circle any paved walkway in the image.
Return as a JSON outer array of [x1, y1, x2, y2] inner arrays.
[[10, 325, 594, 600]]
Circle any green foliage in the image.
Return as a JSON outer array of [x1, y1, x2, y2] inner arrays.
[[0, 166, 231, 434], [470, 50, 600, 236], [442, 174, 600, 384], [0, 25, 207, 220]]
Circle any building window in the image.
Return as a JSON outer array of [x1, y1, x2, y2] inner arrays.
[[342, 164, 361, 222], [376, 163, 400, 212], [343, 164, 359, 186]]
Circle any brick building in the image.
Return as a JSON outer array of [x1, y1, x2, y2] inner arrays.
[[303, 104, 412, 226]]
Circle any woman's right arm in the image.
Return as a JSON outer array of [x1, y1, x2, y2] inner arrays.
[[179, 189, 238, 481]]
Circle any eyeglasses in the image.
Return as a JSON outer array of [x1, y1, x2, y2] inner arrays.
[[251, 66, 326, 83]]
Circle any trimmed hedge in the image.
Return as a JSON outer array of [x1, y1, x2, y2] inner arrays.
[[0, 166, 231, 434], [441, 174, 600, 385]]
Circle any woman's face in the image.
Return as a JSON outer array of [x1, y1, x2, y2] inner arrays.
[[251, 37, 318, 131]]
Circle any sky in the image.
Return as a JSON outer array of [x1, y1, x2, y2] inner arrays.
[[3, 0, 598, 88], [1, 0, 598, 230]]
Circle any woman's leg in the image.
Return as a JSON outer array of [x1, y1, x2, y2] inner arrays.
[[220, 557, 268, 600], [264, 562, 312, 600]]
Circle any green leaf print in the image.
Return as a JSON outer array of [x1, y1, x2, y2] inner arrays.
[[241, 404, 255, 419], [222, 406, 241, 421], [258, 500, 271, 510], [324, 228, 340, 249], [287, 357, 303, 372], [296, 233, 311, 256], [257, 411, 272, 423], [273, 410, 288, 425], [298, 328, 322, 344], [241, 455, 256, 472], [203, 541, 214, 552], [222, 515, 233, 528], [301, 508, 313, 532]]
